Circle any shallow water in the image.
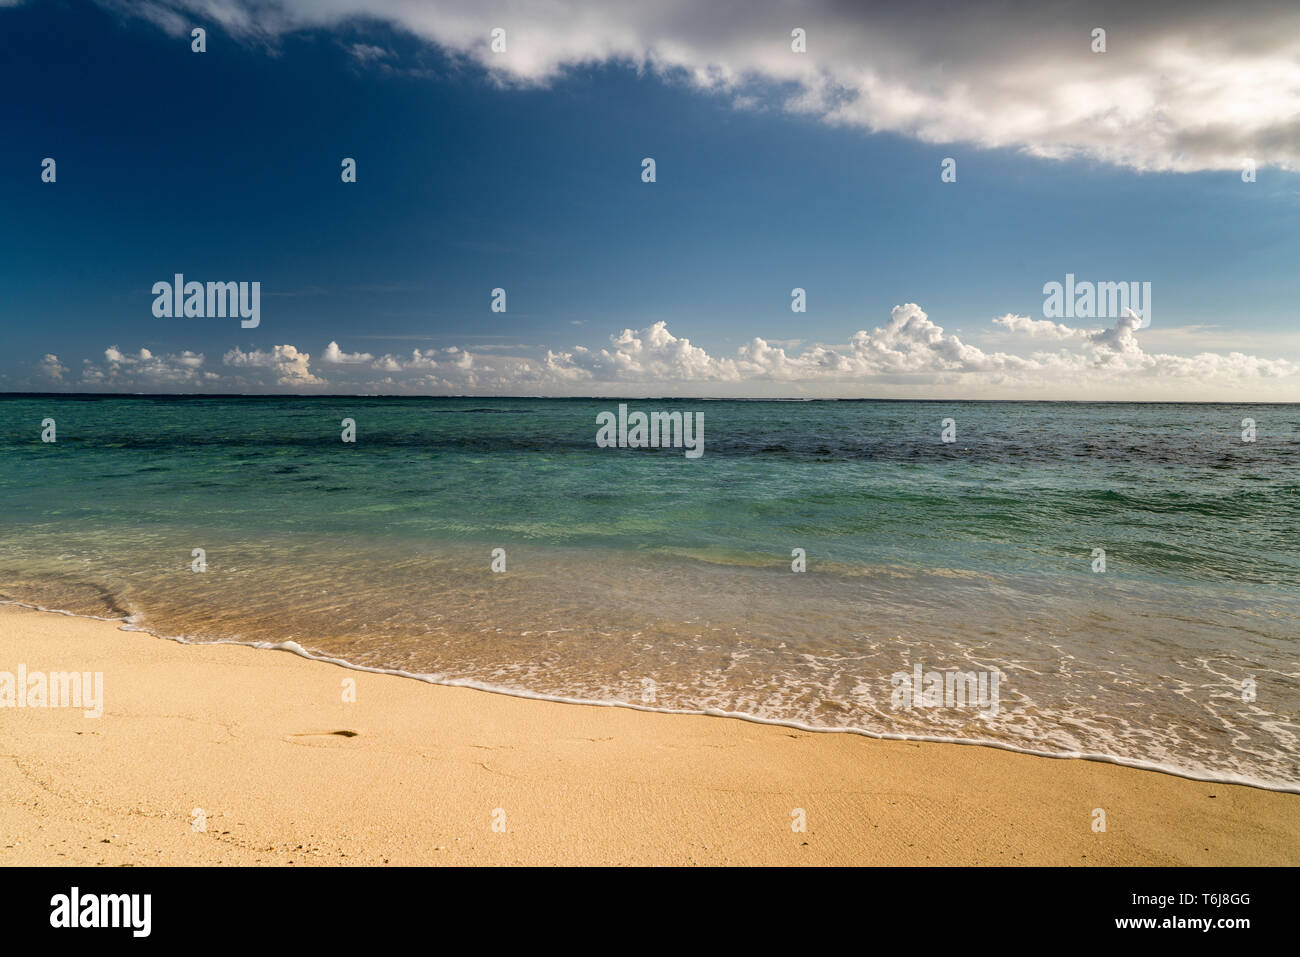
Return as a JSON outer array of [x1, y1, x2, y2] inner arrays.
[[1, 395, 1297, 789]]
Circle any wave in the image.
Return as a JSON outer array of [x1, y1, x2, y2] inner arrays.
[[4, 597, 1296, 795]]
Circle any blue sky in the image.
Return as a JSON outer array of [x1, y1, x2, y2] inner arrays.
[[2, 0, 1298, 398]]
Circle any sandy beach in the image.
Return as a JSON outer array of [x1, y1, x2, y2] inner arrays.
[[1, 602, 1296, 866]]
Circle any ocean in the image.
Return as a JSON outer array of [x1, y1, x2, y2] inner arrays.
[[2, 394, 1296, 790]]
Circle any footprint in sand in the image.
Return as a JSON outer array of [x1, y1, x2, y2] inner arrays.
[[285, 730, 360, 746]]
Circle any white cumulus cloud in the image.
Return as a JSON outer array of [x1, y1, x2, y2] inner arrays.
[[83, 345, 206, 386], [223, 344, 323, 386], [105, 0, 1300, 172], [38, 353, 67, 381], [52, 304, 1300, 398]]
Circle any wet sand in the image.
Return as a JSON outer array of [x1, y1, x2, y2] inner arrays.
[[2, 603, 1296, 866]]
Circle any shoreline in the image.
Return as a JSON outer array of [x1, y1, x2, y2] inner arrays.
[[8, 600, 1293, 797], [2, 602, 1297, 865]]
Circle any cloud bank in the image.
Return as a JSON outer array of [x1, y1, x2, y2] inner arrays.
[[42, 305, 1300, 400], [105, 0, 1300, 172]]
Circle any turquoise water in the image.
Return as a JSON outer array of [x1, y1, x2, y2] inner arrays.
[[1, 395, 1297, 788]]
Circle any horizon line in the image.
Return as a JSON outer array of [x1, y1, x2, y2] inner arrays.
[[2, 392, 1297, 405]]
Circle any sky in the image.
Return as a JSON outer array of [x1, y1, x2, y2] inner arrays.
[[1, 0, 1298, 399]]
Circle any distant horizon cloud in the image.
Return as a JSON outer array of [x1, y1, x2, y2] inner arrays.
[[100, 0, 1300, 173], [32, 305, 1300, 400]]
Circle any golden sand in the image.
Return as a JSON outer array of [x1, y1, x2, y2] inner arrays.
[[1, 603, 1295, 866]]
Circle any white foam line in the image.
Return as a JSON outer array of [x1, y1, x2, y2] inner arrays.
[[5, 599, 1298, 795], [2, 597, 141, 625]]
